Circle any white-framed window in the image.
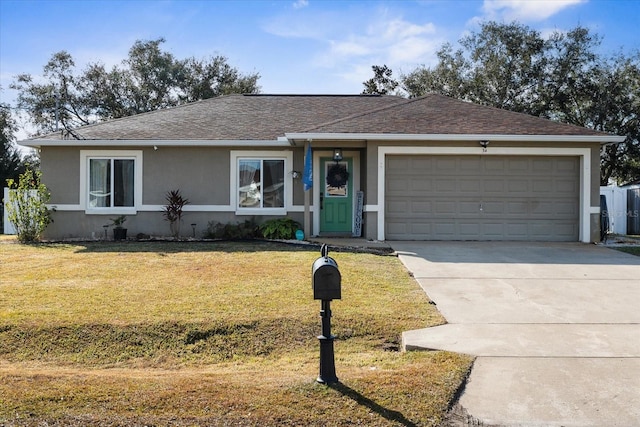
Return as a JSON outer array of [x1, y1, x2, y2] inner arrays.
[[230, 151, 293, 215], [80, 150, 143, 214]]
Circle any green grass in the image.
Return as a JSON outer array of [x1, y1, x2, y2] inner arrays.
[[615, 246, 640, 256], [0, 239, 472, 426]]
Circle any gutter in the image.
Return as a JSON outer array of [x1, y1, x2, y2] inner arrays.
[[18, 139, 292, 149], [20, 133, 626, 149], [284, 133, 626, 145]]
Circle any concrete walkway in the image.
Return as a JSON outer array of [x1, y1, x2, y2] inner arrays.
[[393, 242, 640, 427]]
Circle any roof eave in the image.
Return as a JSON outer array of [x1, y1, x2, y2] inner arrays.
[[285, 133, 626, 145], [18, 139, 292, 149], [19, 133, 626, 149]]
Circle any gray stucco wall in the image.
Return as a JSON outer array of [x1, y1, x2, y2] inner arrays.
[[37, 140, 602, 242], [143, 147, 230, 205], [41, 147, 81, 205], [39, 145, 306, 240]]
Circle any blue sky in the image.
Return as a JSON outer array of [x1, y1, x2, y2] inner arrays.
[[1, 0, 639, 139]]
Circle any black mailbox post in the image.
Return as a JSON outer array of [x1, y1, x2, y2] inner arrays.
[[312, 244, 341, 384]]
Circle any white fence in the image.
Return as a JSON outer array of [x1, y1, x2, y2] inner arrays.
[[600, 185, 640, 235], [601, 186, 628, 235], [3, 187, 16, 234]]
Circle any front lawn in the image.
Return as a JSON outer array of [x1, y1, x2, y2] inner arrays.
[[614, 246, 640, 256], [0, 239, 471, 426]]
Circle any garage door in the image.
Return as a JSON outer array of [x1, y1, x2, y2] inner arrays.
[[385, 155, 579, 241]]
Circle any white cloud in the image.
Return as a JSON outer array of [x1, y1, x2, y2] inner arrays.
[[293, 0, 309, 10], [307, 13, 444, 93], [315, 15, 441, 67], [482, 0, 587, 22], [262, 5, 444, 90]]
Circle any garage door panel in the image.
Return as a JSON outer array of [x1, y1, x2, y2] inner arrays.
[[411, 157, 433, 170], [412, 179, 433, 191], [433, 222, 456, 238], [532, 180, 554, 192], [387, 177, 409, 192], [506, 201, 530, 215], [506, 223, 529, 237], [481, 201, 505, 214], [434, 179, 456, 192], [532, 159, 554, 172], [556, 179, 579, 193], [508, 180, 529, 192], [458, 179, 482, 193], [481, 223, 505, 238], [411, 222, 432, 234], [484, 179, 506, 193], [386, 199, 408, 214], [459, 222, 481, 234], [386, 221, 408, 236], [435, 201, 456, 214], [484, 158, 507, 171], [412, 200, 432, 213], [459, 157, 482, 173], [557, 158, 578, 169], [387, 157, 410, 171], [435, 158, 457, 171], [508, 159, 529, 171], [529, 201, 553, 215], [385, 155, 579, 241], [554, 201, 578, 215], [460, 201, 480, 214]]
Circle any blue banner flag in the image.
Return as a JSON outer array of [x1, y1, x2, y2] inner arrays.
[[303, 143, 313, 191]]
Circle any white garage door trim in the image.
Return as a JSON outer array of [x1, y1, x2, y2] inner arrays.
[[376, 146, 592, 242]]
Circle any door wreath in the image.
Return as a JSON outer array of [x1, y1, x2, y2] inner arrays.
[[326, 163, 350, 187]]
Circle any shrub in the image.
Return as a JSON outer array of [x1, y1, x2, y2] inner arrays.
[[204, 218, 259, 240], [259, 217, 301, 240], [162, 189, 189, 238], [5, 168, 53, 243], [109, 215, 127, 229]]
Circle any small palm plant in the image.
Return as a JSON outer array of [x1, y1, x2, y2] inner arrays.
[[162, 190, 189, 238]]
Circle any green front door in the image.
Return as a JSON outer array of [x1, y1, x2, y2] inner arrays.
[[320, 157, 353, 233]]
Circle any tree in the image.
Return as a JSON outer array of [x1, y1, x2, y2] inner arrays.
[[398, 22, 640, 184], [12, 38, 261, 136], [6, 168, 53, 243], [402, 21, 546, 111], [1, 91, 40, 232], [362, 65, 399, 95], [402, 43, 468, 100], [594, 55, 640, 184], [1, 101, 25, 187]]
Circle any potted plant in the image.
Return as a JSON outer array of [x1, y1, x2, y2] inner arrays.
[[110, 215, 128, 241], [162, 189, 189, 238]]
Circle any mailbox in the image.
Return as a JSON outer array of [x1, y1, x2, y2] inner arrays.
[[312, 255, 341, 300], [312, 244, 340, 384]]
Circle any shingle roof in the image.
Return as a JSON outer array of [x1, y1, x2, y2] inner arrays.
[[304, 94, 605, 136], [38, 94, 406, 140], [36, 93, 609, 141]]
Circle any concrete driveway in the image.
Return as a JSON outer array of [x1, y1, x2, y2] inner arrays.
[[392, 242, 640, 427]]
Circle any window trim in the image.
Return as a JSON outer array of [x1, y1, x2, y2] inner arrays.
[[80, 150, 143, 215], [230, 150, 293, 215]]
